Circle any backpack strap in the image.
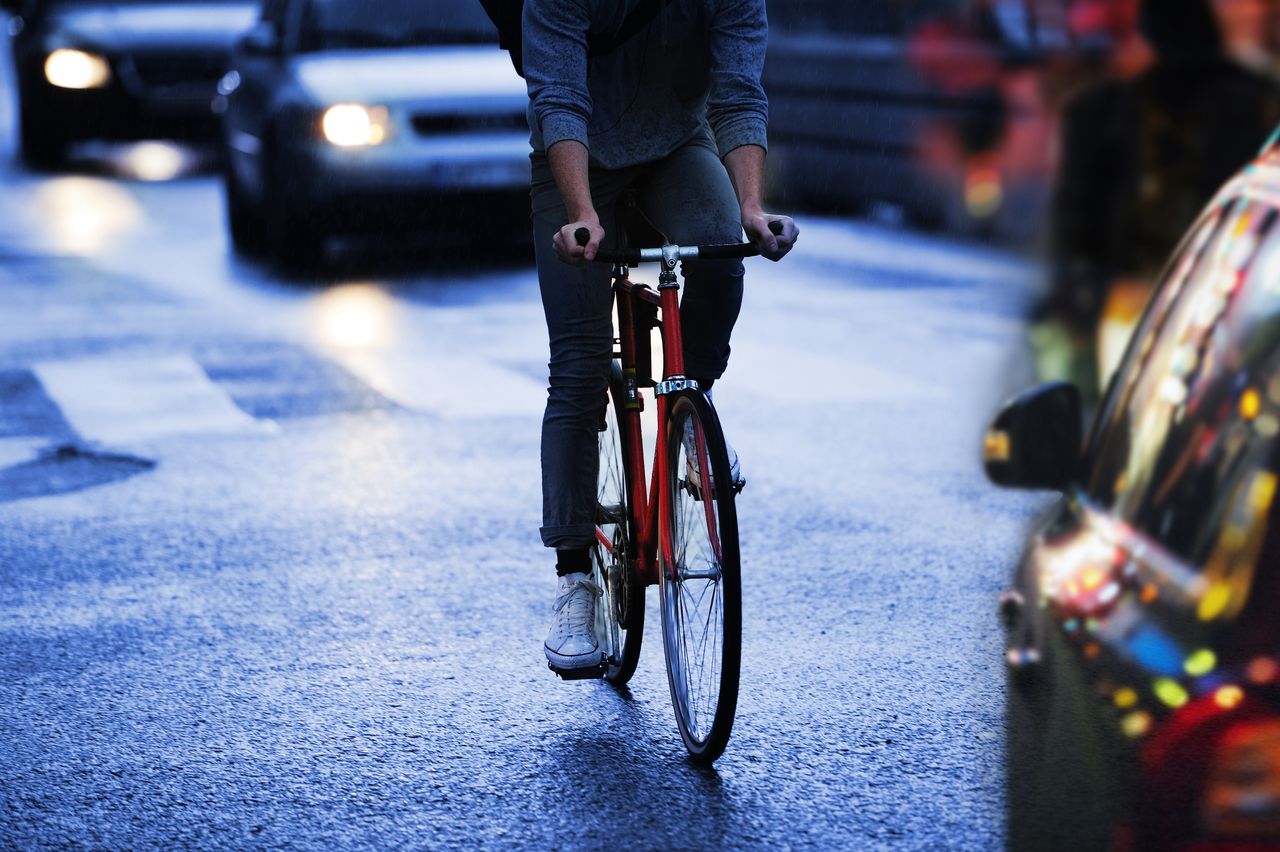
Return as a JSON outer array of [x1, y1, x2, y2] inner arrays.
[[483, 0, 676, 78], [588, 0, 676, 60], [479, 0, 525, 73]]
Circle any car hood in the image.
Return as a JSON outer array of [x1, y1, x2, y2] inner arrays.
[[293, 46, 527, 107], [42, 3, 259, 52]]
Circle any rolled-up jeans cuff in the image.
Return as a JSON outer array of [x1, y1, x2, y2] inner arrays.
[[682, 358, 728, 386], [540, 523, 598, 549]]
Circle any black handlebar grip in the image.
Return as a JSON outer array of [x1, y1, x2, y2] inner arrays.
[[768, 220, 784, 236], [574, 227, 590, 246]]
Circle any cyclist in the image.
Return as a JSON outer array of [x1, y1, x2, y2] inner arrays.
[[524, 0, 799, 675]]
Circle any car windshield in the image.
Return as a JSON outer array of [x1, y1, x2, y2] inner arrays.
[[298, 0, 496, 51], [1086, 197, 1280, 576], [42, 0, 249, 5]]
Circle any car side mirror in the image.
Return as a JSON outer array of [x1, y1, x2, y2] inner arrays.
[[239, 21, 280, 56], [983, 382, 1082, 491]]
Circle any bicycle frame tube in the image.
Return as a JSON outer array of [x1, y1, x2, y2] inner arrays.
[[613, 274, 655, 585], [655, 267, 684, 577], [611, 264, 686, 586]]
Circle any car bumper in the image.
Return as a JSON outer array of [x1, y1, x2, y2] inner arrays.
[[279, 134, 533, 231], [22, 76, 224, 142], [317, 189, 532, 241]]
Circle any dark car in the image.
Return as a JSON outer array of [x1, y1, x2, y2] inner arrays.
[[986, 138, 1280, 850], [217, 0, 529, 266], [2, 0, 258, 168]]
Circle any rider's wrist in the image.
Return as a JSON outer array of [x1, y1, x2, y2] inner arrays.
[[568, 206, 599, 227]]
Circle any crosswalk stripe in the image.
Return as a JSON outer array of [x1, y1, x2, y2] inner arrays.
[[32, 355, 273, 448], [731, 343, 945, 403], [0, 437, 46, 469], [331, 350, 544, 420]]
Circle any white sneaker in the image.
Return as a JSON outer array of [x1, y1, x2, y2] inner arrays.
[[683, 418, 745, 492], [544, 572, 604, 672]]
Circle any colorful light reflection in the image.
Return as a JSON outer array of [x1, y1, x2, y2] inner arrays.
[[1214, 685, 1245, 710], [1185, 648, 1218, 678]]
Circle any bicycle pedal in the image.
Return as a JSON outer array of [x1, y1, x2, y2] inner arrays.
[[548, 658, 608, 681]]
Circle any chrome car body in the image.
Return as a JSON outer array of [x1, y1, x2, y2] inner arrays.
[[217, 0, 530, 266], [3, 0, 258, 168], [989, 139, 1280, 850]]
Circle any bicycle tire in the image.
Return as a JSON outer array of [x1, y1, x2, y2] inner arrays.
[[596, 362, 644, 684], [659, 390, 741, 762]]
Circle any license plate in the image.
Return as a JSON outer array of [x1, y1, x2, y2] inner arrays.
[[432, 159, 528, 188]]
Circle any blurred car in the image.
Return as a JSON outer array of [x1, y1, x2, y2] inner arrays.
[[986, 137, 1280, 850], [1, 0, 258, 169], [217, 0, 530, 266]]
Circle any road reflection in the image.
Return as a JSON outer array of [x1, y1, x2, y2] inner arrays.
[[118, 141, 191, 182], [311, 282, 396, 350], [32, 176, 142, 255]]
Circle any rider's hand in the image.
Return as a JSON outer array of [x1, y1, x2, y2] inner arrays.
[[553, 217, 605, 265], [742, 208, 798, 262]]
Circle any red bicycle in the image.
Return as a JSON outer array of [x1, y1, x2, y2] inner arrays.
[[578, 224, 778, 763]]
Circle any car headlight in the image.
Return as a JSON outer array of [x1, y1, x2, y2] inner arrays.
[[321, 104, 390, 147], [44, 49, 111, 89]]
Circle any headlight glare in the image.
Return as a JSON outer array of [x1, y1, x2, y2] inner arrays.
[[321, 104, 389, 147], [44, 48, 111, 89]]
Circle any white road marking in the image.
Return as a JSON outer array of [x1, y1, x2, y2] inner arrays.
[[794, 219, 1034, 286], [731, 343, 945, 403], [332, 350, 543, 420], [0, 437, 47, 469], [32, 355, 272, 448]]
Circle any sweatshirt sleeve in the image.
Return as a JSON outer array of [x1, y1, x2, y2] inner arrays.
[[523, 0, 593, 150], [707, 0, 769, 158]]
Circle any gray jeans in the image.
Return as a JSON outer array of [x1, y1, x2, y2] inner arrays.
[[532, 135, 745, 549]]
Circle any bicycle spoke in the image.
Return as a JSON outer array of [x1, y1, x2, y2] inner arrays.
[[692, 582, 721, 724], [671, 428, 724, 740], [680, 583, 710, 732], [677, 584, 697, 730], [596, 367, 644, 685], [660, 394, 739, 760]]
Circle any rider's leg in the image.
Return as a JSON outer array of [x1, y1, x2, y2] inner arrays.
[[531, 154, 634, 553], [531, 153, 635, 671], [634, 134, 746, 387]]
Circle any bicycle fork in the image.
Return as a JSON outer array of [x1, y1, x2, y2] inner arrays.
[[613, 253, 693, 587]]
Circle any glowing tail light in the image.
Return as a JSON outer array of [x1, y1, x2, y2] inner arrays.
[[1130, 690, 1280, 848]]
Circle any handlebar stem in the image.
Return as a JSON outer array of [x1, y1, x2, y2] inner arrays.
[[662, 244, 680, 271]]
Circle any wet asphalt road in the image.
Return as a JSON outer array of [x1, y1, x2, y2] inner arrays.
[[0, 60, 1046, 852]]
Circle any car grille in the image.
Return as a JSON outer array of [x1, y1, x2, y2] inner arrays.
[[410, 113, 528, 136], [126, 52, 227, 88]]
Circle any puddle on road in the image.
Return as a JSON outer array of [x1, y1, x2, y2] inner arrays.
[[0, 444, 155, 503]]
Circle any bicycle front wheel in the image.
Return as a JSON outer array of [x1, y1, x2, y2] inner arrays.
[[659, 391, 741, 762], [596, 363, 644, 685]]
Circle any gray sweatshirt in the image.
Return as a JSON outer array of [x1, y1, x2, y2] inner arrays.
[[522, 0, 769, 171]]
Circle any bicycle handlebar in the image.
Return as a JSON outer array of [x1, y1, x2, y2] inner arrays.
[[573, 220, 783, 265]]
